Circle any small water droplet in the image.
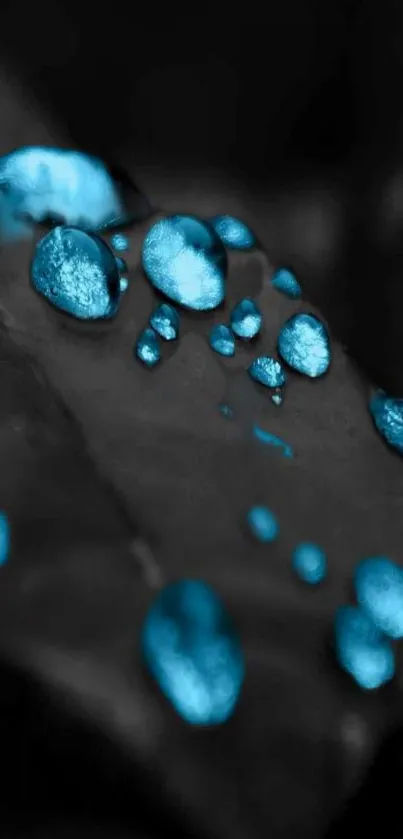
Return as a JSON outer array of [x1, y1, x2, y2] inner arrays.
[[150, 303, 180, 341], [247, 505, 279, 543], [230, 298, 262, 340], [119, 277, 129, 293], [355, 556, 403, 639], [116, 256, 128, 273], [271, 268, 302, 299], [252, 425, 293, 457], [271, 391, 283, 406], [209, 324, 235, 357], [278, 313, 331, 377], [0, 512, 10, 566], [208, 215, 256, 250], [111, 232, 129, 252], [135, 327, 161, 367], [369, 393, 403, 454], [248, 356, 286, 388], [334, 605, 395, 690], [292, 543, 327, 584]]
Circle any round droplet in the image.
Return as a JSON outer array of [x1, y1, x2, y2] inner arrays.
[[208, 215, 256, 250], [142, 214, 227, 311], [120, 277, 129, 293], [150, 303, 180, 341], [248, 356, 286, 388], [0, 512, 10, 566], [230, 298, 262, 340], [209, 324, 235, 357], [334, 605, 395, 690], [135, 327, 161, 367], [271, 268, 302, 300], [369, 393, 403, 455], [141, 579, 244, 725], [31, 226, 120, 320], [247, 506, 279, 542], [292, 543, 327, 584], [355, 556, 403, 639], [278, 313, 331, 377], [111, 232, 129, 252]]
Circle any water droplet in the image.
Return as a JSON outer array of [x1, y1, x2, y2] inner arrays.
[[208, 215, 256, 250], [334, 605, 395, 690], [355, 556, 403, 639], [230, 298, 262, 340], [278, 313, 331, 377], [142, 215, 227, 311], [209, 324, 235, 357], [111, 232, 129, 252], [248, 356, 286, 389], [369, 393, 403, 454], [135, 327, 161, 367], [272, 391, 283, 406], [141, 579, 244, 725], [149, 303, 180, 342], [116, 256, 128, 273], [219, 403, 234, 419], [271, 268, 302, 299], [247, 505, 279, 542], [31, 226, 121, 320], [292, 543, 327, 584], [252, 425, 293, 458], [0, 512, 10, 566], [120, 277, 129, 293]]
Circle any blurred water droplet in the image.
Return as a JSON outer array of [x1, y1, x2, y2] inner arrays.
[[355, 556, 403, 639], [252, 425, 293, 458], [292, 543, 327, 584], [271, 268, 302, 299], [334, 605, 395, 690], [208, 215, 256, 250], [247, 505, 279, 542], [120, 277, 129, 293], [369, 393, 403, 454]]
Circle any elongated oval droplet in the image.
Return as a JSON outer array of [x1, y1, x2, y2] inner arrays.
[[278, 313, 331, 377], [355, 556, 403, 639], [31, 226, 120, 320], [247, 505, 279, 542], [208, 215, 256, 250], [369, 393, 403, 455], [0, 512, 10, 566], [209, 324, 235, 357], [120, 277, 129, 293], [150, 303, 180, 341], [142, 579, 244, 725], [292, 543, 327, 584], [230, 298, 262, 340], [334, 605, 395, 690], [271, 268, 302, 300], [248, 356, 286, 389], [252, 425, 293, 457], [135, 327, 161, 367], [142, 215, 227, 311]]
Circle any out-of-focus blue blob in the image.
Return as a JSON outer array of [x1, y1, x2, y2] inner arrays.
[[150, 303, 180, 341], [31, 226, 121, 320], [209, 324, 235, 357], [252, 425, 293, 458], [135, 327, 161, 367], [142, 215, 227, 311], [247, 505, 279, 542], [369, 393, 403, 455], [248, 356, 286, 389], [278, 313, 331, 377], [208, 215, 256, 250], [334, 605, 395, 691], [120, 277, 129, 293], [271, 268, 302, 300], [0, 512, 10, 566], [230, 298, 262, 340], [219, 403, 234, 419], [292, 543, 327, 584], [141, 579, 244, 725], [355, 556, 403, 639], [111, 232, 129, 252], [272, 391, 283, 406]]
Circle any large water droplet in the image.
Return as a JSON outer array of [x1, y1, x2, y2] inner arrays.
[[355, 556, 403, 639], [230, 298, 262, 340], [369, 393, 403, 455], [150, 303, 180, 341], [271, 268, 302, 300], [111, 232, 129, 252], [334, 605, 395, 690], [247, 505, 279, 542], [278, 313, 331, 377], [209, 324, 235, 357], [208, 215, 256, 250], [142, 215, 227, 311], [135, 327, 161, 367], [248, 356, 286, 389], [292, 543, 327, 584], [141, 580, 244, 725], [31, 226, 120, 320]]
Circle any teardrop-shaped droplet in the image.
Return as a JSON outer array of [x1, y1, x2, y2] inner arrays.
[[248, 356, 286, 388], [230, 298, 262, 340], [141, 579, 244, 725], [334, 605, 395, 690], [355, 556, 403, 639], [271, 391, 283, 406], [135, 327, 161, 367], [150, 303, 180, 341], [111, 232, 129, 252], [278, 313, 331, 377], [142, 215, 227, 311], [31, 226, 121, 320], [369, 393, 403, 455], [209, 324, 235, 357], [208, 215, 256, 250], [271, 268, 302, 300], [247, 505, 279, 542], [0, 512, 10, 566], [292, 543, 327, 584]]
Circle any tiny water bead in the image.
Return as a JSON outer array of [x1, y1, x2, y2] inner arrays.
[[271, 268, 302, 300], [219, 403, 234, 419], [0, 512, 10, 566], [248, 356, 286, 389], [230, 298, 262, 340], [278, 313, 331, 378], [209, 324, 235, 357], [334, 605, 395, 690], [272, 392, 283, 406], [369, 393, 403, 455], [355, 557, 403, 639], [252, 425, 293, 458], [31, 226, 121, 320], [135, 327, 161, 367], [142, 215, 227, 311], [247, 506, 279, 543], [111, 232, 129, 252], [141, 580, 244, 725], [120, 277, 129, 293], [150, 303, 180, 341], [208, 215, 256, 250], [292, 543, 327, 584]]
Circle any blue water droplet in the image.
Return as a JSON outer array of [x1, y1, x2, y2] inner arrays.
[[0, 512, 10, 566], [115, 256, 128, 274], [292, 543, 327, 584], [209, 324, 235, 357], [271, 391, 283, 406], [248, 356, 286, 389], [142, 215, 227, 311], [355, 556, 403, 639], [334, 605, 395, 690], [208, 215, 256, 250], [278, 313, 331, 378], [252, 425, 293, 458], [271, 268, 302, 300], [31, 226, 121, 320], [111, 232, 129, 252], [150, 303, 180, 341], [219, 403, 234, 419], [120, 277, 129, 293], [247, 506, 279, 542], [135, 327, 161, 367], [142, 579, 244, 725], [369, 393, 403, 455], [230, 298, 262, 340]]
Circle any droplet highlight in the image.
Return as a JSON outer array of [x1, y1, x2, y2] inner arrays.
[[208, 215, 256, 250], [292, 543, 327, 584], [150, 303, 180, 341], [355, 556, 403, 639], [369, 393, 403, 455], [278, 313, 331, 377], [247, 506, 279, 542], [209, 324, 235, 357], [135, 327, 161, 367], [334, 605, 395, 690], [248, 356, 286, 389], [111, 232, 129, 252], [230, 298, 262, 340], [271, 268, 302, 300]]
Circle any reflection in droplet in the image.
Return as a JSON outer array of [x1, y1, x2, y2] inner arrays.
[[292, 543, 327, 584], [248, 356, 286, 389], [355, 556, 403, 639], [334, 605, 395, 690], [209, 324, 235, 357], [111, 232, 129, 252], [278, 313, 331, 377], [135, 327, 161, 367], [369, 393, 403, 455], [208, 215, 256, 250], [271, 268, 302, 299], [141, 579, 244, 725], [230, 298, 262, 340], [150, 303, 180, 341], [247, 505, 279, 542], [252, 425, 293, 458]]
